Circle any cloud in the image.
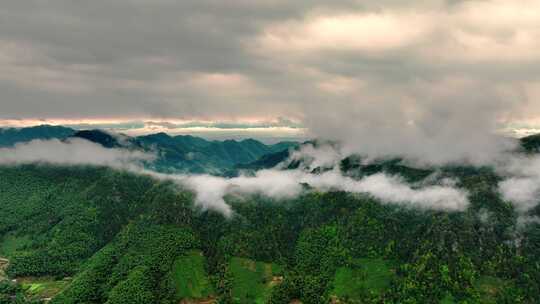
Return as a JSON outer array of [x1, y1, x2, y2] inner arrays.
[[498, 155, 540, 212], [256, 12, 432, 54], [0, 138, 155, 168], [0, 135, 469, 215], [288, 143, 343, 170], [1, 0, 540, 165], [305, 171, 469, 211], [154, 166, 469, 216], [255, 0, 540, 63]]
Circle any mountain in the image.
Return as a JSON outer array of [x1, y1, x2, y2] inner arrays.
[[0, 125, 74, 147], [1, 130, 539, 303], [0, 126, 298, 174], [72, 130, 124, 148], [236, 149, 292, 171], [0, 163, 538, 303], [134, 133, 297, 174], [521, 133, 540, 152]]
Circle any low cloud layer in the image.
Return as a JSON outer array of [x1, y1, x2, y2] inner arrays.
[[1, 134, 538, 219], [0, 138, 155, 168], [0, 137, 470, 216], [156, 168, 469, 217], [154, 144, 470, 215]]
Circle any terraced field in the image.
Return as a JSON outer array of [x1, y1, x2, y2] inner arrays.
[[19, 277, 71, 301]]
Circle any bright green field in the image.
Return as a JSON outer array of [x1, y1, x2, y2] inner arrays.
[[229, 257, 282, 304], [20, 277, 71, 300], [170, 250, 214, 300], [331, 258, 395, 299], [0, 233, 31, 257]]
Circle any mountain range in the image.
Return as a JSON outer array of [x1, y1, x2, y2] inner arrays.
[[0, 125, 298, 175], [1, 126, 540, 303]]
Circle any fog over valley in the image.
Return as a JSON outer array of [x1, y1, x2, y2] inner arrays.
[[1, 1, 540, 303]]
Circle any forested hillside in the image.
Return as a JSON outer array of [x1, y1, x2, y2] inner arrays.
[[0, 162, 539, 303]]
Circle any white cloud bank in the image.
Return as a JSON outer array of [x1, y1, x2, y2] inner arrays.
[[157, 168, 469, 217], [0, 138, 155, 169]]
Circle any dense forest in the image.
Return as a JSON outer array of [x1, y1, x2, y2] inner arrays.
[[0, 156, 539, 303]]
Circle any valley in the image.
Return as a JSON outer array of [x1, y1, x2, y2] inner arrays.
[[2, 0, 539, 302], [0, 129, 539, 303]]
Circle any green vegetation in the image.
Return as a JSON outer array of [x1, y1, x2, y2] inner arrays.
[[0, 160, 539, 303], [474, 276, 509, 303], [0, 234, 31, 257], [19, 277, 70, 301], [169, 250, 214, 300], [332, 258, 395, 300], [229, 258, 280, 304]]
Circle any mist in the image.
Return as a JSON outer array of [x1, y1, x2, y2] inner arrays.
[[0, 138, 155, 169], [5, 136, 540, 219], [498, 155, 540, 213], [0, 137, 471, 216], [303, 82, 523, 166]]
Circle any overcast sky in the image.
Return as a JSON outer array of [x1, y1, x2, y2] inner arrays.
[[1, 1, 540, 155]]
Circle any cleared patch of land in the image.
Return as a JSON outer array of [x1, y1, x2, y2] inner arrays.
[[331, 258, 395, 300], [229, 257, 283, 304], [19, 277, 71, 301], [171, 250, 215, 301], [0, 257, 8, 281]]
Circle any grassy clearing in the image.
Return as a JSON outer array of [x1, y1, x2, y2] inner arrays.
[[229, 257, 282, 304], [331, 258, 395, 300], [0, 234, 31, 257], [171, 250, 214, 301], [19, 277, 71, 300]]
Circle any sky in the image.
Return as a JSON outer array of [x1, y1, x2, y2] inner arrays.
[[1, 1, 540, 151]]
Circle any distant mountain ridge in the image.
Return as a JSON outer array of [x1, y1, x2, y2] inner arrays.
[[521, 133, 540, 152], [0, 125, 298, 174], [0, 125, 75, 147]]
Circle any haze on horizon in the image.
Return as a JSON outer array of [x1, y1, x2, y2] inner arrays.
[[1, 0, 540, 161]]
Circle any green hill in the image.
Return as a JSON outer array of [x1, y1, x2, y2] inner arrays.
[[0, 164, 538, 303]]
